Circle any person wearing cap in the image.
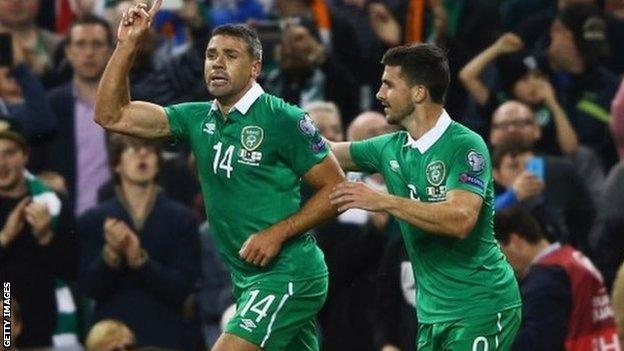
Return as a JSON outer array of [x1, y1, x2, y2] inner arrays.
[[540, 2, 620, 169], [0, 118, 76, 348], [459, 32, 578, 156]]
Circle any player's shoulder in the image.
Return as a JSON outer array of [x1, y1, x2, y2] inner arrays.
[[367, 130, 405, 147], [166, 101, 213, 115], [446, 121, 488, 150], [256, 93, 306, 121]]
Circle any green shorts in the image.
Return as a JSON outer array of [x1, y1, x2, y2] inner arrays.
[[225, 276, 328, 351], [417, 307, 522, 351]]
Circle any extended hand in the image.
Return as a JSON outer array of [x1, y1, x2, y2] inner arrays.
[[494, 33, 524, 54], [24, 202, 53, 244], [512, 172, 544, 201], [117, 0, 162, 44], [104, 218, 128, 252], [239, 230, 284, 267], [369, 3, 401, 46], [330, 181, 388, 212], [535, 78, 557, 105]]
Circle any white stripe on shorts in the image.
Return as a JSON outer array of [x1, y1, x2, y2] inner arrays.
[[495, 312, 502, 349], [260, 282, 294, 348]]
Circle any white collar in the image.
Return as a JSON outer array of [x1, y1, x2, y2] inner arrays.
[[531, 242, 561, 266], [404, 109, 453, 153], [210, 82, 264, 115]]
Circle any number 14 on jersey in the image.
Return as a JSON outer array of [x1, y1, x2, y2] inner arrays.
[[213, 142, 235, 178]]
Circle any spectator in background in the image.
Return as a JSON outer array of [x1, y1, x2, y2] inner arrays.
[[495, 206, 619, 351], [104, 0, 208, 106], [0, 119, 76, 349], [346, 110, 398, 140], [5, 299, 22, 351], [492, 141, 595, 254], [592, 162, 624, 290], [305, 103, 386, 351], [611, 78, 624, 161], [373, 234, 416, 351], [512, 0, 590, 52], [85, 319, 135, 351], [490, 101, 604, 201], [44, 15, 113, 216], [306, 100, 344, 141], [210, 0, 267, 27], [611, 245, 624, 346], [541, 3, 619, 168], [78, 134, 201, 350], [0, 32, 57, 145], [196, 221, 233, 349], [275, 0, 362, 88], [0, 0, 62, 84], [264, 18, 359, 123], [511, 0, 624, 75], [345, 110, 415, 351], [459, 33, 578, 155]]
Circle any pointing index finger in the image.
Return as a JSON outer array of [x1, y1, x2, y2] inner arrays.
[[148, 0, 162, 17]]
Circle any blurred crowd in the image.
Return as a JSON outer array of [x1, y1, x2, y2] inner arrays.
[[1, 0, 624, 350]]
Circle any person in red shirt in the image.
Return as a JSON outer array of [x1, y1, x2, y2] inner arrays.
[[495, 206, 620, 351]]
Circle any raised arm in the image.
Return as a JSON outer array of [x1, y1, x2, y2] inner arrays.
[[537, 78, 578, 154], [94, 0, 170, 139], [458, 33, 524, 106]]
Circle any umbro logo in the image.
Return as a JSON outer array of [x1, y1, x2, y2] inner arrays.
[[203, 122, 216, 135], [240, 318, 257, 332]]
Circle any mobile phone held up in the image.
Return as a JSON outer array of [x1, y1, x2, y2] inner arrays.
[[0, 33, 13, 67], [525, 156, 545, 181]]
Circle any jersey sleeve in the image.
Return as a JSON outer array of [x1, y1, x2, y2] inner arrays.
[[277, 109, 329, 177], [164, 103, 192, 142], [445, 134, 491, 198], [349, 134, 391, 174]]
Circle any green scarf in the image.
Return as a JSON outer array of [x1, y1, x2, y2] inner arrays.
[[25, 171, 80, 347]]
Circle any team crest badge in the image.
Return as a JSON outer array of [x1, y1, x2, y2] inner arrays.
[[241, 126, 264, 151], [426, 161, 446, 186], [466, 150, 485, 173]]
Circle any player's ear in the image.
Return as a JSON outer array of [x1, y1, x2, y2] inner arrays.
[[251, 59, 262, 80], [411, 85, 427, 104]]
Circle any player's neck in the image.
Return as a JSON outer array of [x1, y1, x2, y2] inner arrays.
[[403, 104, 444, 140], [216, 80, 255, 116]]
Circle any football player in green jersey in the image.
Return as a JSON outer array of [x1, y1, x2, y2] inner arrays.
[[329, 44, 522, 350], [94, 1, 345, 350]]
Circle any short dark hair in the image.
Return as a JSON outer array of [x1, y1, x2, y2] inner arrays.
[[68, 14, 114, 47], [212, 24, 263, 61], [107, 134, 162, 183], [492, 140, 534, 169], [495, 206, 545, 244], [381, 43, 450, 104]]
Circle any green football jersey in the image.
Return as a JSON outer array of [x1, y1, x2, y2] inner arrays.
[[165, 84, 329, 289], [350, 111, 521, 323]]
